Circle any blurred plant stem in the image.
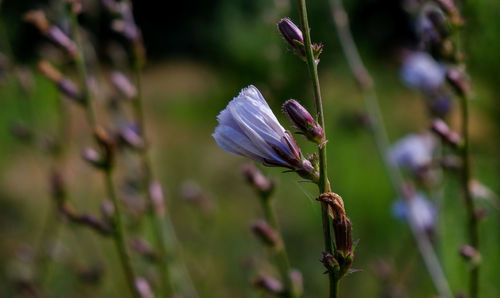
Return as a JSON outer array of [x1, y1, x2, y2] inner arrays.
[[459, 93, 479, 298], [328, 1, 453, 297], [130, 52, 198, 298], [260, 192, 298, 297], [296, 1, 336, 297], [69, 8, 140, 298]]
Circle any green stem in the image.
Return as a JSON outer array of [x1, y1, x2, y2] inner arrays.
[[459, 95, 479, 298], [104, 169, 140, 298], [261, 197, 297, 297], [296, 1, 335, 297], [132, 52, 198, 298], [69, 10, 139, 298]]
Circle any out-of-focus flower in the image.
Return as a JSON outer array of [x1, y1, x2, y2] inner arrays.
[[213, 85, 317, 180], [282, 99, 324, 144], [400, 51, 446, 92], [389, 133, 436, 171], [392, 193, 437, 232], [110, 71, 137, 99]]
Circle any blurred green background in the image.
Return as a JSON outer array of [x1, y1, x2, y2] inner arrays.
[[0, 0, 499, 297]]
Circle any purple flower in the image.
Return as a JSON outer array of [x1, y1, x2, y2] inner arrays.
[[389, 133, 436, 171], [213, 86, 316, 179], [392, 193, 437, 232], [400, 51, 446, 92]]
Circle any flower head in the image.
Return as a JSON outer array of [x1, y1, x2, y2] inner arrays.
[[389, 133, 436, 171], [400, 51, 446, 92], [213, 86, 316, 180], [392, 193, 437, 233]]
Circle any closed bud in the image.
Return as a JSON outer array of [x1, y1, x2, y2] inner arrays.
[[459, 244, 481, 265], [119, 124, 145, 150], [277, 18, 305, 58], [37, 61, 83, 103], [251, 220, 281, 248], [431, 119, 461, 146], [446, 68, 471, 98], [149, 181, 166, 216], [241, 163, 274, 198], [100, 199, 115, 219], [283, 99, 324, 144], [253, 275, 283, 295], [110, 71, 137, 99], [135, 277, 154, 298], [94, 127, 116, 168], [82, 147, 107, 169]]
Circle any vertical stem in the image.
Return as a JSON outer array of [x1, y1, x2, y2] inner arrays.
[[296, 1, 335, 297], [131, 53, 198, 298], [105, 169, 140, 298], [69, 10, 139, 298], [459, 95, 479, 298], [261, 197, 297, 297], [328, 1, 453, 297]]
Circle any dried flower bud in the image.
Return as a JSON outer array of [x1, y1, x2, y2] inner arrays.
[[253, 275, 283, 294], [241, 163, 274, 198], [251, 220, 281, 248], [24, 10, 50, 33], [446, 68, 471, 98], [283, 99, 324, 144], [431, 119, 461, 146], [278, 18, 305, 57], [149, 181, 166, 216], [110, 71, 137, 99]]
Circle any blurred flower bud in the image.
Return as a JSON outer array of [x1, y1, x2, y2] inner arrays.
[[47, 27, 77, 57], [24, 10, 50, 33], [446, 68, 471, 98], [289, 270, 303, 297], [431, 118, 461, 146], [149, 181, 166, 216], [253, 275, 283, 295], [100, 199, 115, 220], [129, 238, 158, 261], [392, 193, 437, 234], [94, 127, 116, 168], [251, 220, 281, 248], [135, 277, 154, 298], [241, 163, 274, 198], [82, 147, 107, 169], [37, 61, 83, 103], [283, 99, 324, 144], [110, 71, 137, 99], [119, 124, 145, 150], [278, 18, 305, 57], [459, 244, 481, 265]]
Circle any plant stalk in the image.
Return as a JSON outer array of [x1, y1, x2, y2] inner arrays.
[[328, 0, 453, 297], [296, 0, 335, 297], [69, 11, 139, 298], [459, 94, 479, 298]]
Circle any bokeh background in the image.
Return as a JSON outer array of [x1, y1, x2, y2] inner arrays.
[[0, 0, 499, 297]]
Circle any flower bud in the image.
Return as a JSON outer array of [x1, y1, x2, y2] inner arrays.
[[135, 277, 154, 298], [82, 147, 107, 169], [119, 124, 145, 150], [37, 61, 83, 103], [253, 275, 283, 295], [251, 220, 281, 248], [277, 18, 305, 57], [110, 71, 137, 99], [241, 163, 274, 198], [459, 244, 481, 265], [283, 99, 324, 144], [149, 181, 166, 216], [446, 68, 471, 98], [431, 119, 461, 146]]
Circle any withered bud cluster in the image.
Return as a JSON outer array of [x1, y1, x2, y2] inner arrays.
[[277, 18, 323, 63], [317, 192, 353, 278], [282, 99, 325, 144], [24, 10, 77, 57], [37, 61, 82, 103], [431, 119, 461, 146], [241, 163, 274, 199], [251, 220, 281, 248]]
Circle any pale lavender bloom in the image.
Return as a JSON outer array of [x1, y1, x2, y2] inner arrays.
[[400, 51, 446, 92], [213, 85, 314, 174], [389, 133, 436, 171], [392, 193, 437, 232]]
